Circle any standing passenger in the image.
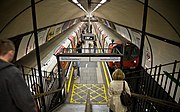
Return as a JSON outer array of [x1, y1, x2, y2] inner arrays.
[[73, 61, 80, 79], [88, 42, 92, 53], [108, 69, 131, 112], [76, 41, 82, 53], [0, 39, 36, 112], [93, 41, 97, 53], [77, 61, 80, 77]]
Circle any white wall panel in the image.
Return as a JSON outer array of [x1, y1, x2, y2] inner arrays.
[[114, 24, 131, 42], [16, 34, 31, 60]]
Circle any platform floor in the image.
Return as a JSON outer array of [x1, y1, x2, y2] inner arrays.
[[70, 61, 108, 104], [70, 83, 107, 104], [74, 61, 103, 84], [52, 61, 109, 112], [53, 38, 109, 112]]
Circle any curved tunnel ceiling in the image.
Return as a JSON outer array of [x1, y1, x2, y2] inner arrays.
[[93, 0, 180, 42], [0, 0, 85, 39], [0, 0, 180, 43]]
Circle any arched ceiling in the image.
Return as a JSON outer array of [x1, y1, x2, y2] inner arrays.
[[93, 0, 180, 42], [0, 0, 179, 43], [0, 0, 85, 39]]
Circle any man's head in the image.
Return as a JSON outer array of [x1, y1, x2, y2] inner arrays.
[[0, 39, 15, 62]]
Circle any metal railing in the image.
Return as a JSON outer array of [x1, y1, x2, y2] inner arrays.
[[85, 90, 92, 112], [17, 62, 74, 112], [124, 60, 180, 112], [17, 65, 59, 111], [17, 57, 180, 112]]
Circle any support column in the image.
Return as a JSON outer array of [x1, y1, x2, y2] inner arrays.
[[120, 43, 125, 70], [139, 0, 149, 67], [88, 0, 91, 33], [57, 56, 62, 87], [56, 56, 62, 101], [31, 0, 46, 111]]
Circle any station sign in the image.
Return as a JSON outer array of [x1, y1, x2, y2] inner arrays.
[[59, 56, 120, 62], [90, 57, 121, 62], [60, 57, 89, 61], [82, 33, 95, 41]]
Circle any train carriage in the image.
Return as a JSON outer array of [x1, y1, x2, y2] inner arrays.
[[97, 25, 140, 70]]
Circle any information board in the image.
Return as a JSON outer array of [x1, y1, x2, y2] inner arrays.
[[82, 33, 95, 41], [59, 56, 121, 62]]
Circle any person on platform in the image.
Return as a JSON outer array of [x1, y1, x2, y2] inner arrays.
[[73, 61, 80, 79], [108, 69, 131, 112], [0, 39, 36, 112], [76, 41, 82, 53], [93, 41, 97, 53]]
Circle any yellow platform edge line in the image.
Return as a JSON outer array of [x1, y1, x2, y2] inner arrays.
[[103, 84, 108, 102], [102, 62, 110, 87], [70, 84, 75, 103], [67, 67, 74, 93]]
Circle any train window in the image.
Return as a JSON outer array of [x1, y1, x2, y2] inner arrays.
[[124, 46, 131, 58], [112, 44, 123, 54], [124, 45, 139, 60], [131, 47, 139, 57]]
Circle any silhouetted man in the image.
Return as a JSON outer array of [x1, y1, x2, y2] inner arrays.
[[0, 39, 36, 112]]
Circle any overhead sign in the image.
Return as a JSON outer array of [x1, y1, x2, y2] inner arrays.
[[59, 56, 121, 62], [82, 33, 95, 41], [60, 57, 89, 61], [90, 57, 121, 62]]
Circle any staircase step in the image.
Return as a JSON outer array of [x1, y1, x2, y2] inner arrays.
[[52, 104, 109, 112]]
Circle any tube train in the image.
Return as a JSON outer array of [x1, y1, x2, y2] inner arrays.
[[95, 23, 140, 70]]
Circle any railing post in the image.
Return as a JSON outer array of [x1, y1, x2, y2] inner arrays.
[[56, 55, 62, 87], [150, 65, 157, 97], [138, 0, 149, 67], [173, 68, 180, 100], [155, 64, 161, 98], [31, 0, 46, 111], [56, 55, 63, 101], [120, 43, 125, 70], [168, 60, 177, 99]]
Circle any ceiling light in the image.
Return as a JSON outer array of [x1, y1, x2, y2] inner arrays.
[[72, 0, 88, 13], [91, 0, 107, 13], [92, 7, 98, 12], [72, 0, 78, 4], [77, 3, 81, 7], [97, 4, 102, 7], [100, 0, 107, 4]]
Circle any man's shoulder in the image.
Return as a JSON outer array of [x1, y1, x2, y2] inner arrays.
[[0, 64, 21, 76]]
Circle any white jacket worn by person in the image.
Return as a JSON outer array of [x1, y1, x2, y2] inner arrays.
[[108, 80, 131, 112]]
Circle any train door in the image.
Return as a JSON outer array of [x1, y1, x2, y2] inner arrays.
[[123, 44, 139, 68]]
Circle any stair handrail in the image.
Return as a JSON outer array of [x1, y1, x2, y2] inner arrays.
[[85, 90, 92, 112], [131, 93, 180, 110]]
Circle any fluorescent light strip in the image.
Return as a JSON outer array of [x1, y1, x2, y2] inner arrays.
[[100, 0, 107, 4], [77, 4, 88, 13], [72, 0, 78, 4], [72, 0, 88, 13], [97, 4, 102, 7], [77, 3, 81, 7], [91, 0, 107, 13]]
